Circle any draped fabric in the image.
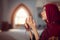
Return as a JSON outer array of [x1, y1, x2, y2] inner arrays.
[[41, 3, 60, 40]]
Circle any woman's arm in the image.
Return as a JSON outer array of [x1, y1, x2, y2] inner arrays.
[[25, 23, 33, 40], [28, 30, 33, 40], [32, 26, 39, 40]]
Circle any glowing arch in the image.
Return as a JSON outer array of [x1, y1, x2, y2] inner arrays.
[[11, 3, 32, 28]]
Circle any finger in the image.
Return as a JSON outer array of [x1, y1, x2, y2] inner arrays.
[[26, 17, 29, 23], [24, 23, 28, 28], [26, 16, 31, 24], [29, 16, 33, 23], [25, 18, 27, 23], [32, 19, 34, 23], [33, 20, 36, 25]]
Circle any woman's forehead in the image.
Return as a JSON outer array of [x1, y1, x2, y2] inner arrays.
[[43, 7, 46, 10], [42, 7, 46, 11]]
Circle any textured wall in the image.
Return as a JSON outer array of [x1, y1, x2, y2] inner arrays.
[[2, 0, 45, 26], [36, 0, 60, 7]]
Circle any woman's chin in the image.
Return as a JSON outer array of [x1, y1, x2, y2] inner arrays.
[[42, 18, 47, 22], [42, 18, 45, 20]]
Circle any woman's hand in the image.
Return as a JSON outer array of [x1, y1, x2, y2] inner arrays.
[[26, 16, 36, 29], [25, 16, 39, 40]]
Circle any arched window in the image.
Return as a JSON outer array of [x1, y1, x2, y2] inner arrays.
[[14, 6, 29, 25], [11, 3, 32, 28]]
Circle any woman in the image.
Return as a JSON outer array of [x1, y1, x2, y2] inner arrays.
[[40, 3, 60, 40], [25, 3, 60, 40]]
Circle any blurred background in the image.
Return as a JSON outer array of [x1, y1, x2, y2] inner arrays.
[[0, 0, 60, 40]]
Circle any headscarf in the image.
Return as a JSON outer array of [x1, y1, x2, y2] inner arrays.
[[44, 3, 60, 37], [44, 3, 60, 24]]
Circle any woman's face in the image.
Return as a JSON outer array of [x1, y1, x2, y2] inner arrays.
[[41, 7, 47, 21]]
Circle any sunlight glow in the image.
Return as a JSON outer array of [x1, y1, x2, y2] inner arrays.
[[14, 6, 29, 24], [9, 29, 26, 32]]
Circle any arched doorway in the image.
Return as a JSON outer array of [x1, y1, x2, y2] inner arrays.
[[11, 3, 32, 29]]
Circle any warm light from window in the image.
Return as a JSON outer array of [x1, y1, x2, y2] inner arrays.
[[14, 6, 29, 25], [9, 29, 26, 32]]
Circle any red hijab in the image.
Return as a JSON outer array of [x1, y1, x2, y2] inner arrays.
[[44, 3, 60, 37]]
